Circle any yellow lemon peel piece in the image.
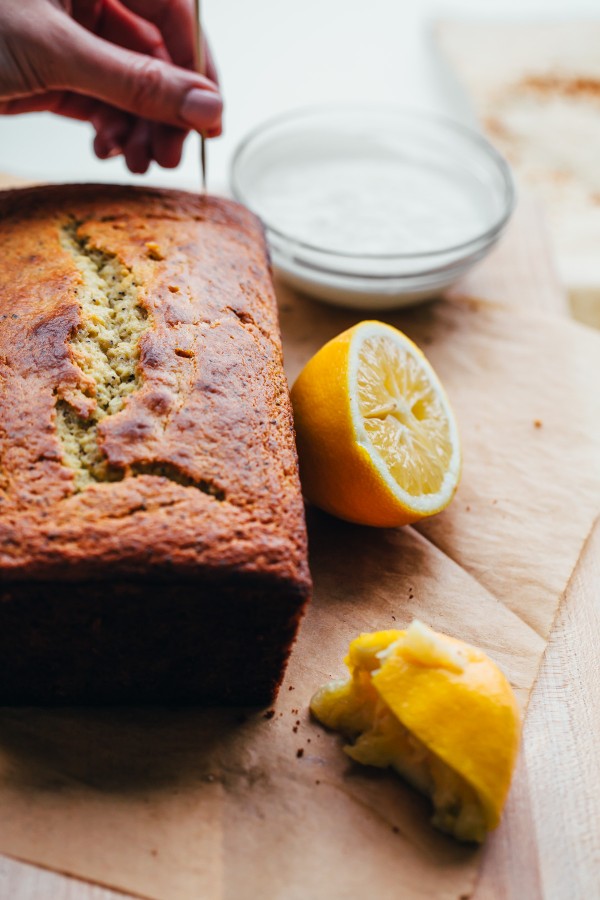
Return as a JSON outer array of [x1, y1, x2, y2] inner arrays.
[[379, 620, 467, 673], [310, 622, 521, 843]]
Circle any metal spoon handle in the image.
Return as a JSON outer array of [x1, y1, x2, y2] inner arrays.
[[193, 0, 207, 192]]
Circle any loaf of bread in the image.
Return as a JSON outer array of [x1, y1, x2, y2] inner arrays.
[[0, 184, 311, 705]]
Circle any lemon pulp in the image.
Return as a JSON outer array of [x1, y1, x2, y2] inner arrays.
[[357, 334, 454, 497]]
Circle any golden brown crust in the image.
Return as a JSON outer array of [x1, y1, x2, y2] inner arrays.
[[0, 184, 310, 591]]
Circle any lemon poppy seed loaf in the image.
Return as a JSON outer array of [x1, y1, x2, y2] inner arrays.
[[0, 184, 311, 705]]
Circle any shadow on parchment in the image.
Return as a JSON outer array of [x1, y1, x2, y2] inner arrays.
[[0, 703, 252, 795], [305, 506, 459, 616]]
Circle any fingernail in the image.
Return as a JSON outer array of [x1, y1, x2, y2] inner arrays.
[[105, 144, 122, 159], [180, 89, 222, 131]]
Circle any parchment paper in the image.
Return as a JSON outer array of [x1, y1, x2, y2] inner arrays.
[[279, 289, 600, 639], [0, 285, 599, 900]]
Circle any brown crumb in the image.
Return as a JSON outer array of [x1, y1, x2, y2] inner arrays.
[[288, 685, 295, 691], [296, 748, 304, 758], [534, 419, 543, 429], [391, 615, 396, 621], [263, 709, 275, 720], [150, 849, 158, 857], [291, 708, 299, 715], [167, 284, 180, 293], [146, 241, 165, 261], [292, 726, 298, 733], [295, 719, 301, 726], [315, 779, 321, 785], [391, 826, 400, 835]]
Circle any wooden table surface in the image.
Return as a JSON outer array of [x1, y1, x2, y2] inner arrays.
[[0, 195, 598, 900]]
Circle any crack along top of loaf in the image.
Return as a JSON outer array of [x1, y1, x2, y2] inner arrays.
[[0, 184, 310, 592]]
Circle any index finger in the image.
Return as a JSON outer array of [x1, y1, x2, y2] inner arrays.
[[117, 0, 196, 70]]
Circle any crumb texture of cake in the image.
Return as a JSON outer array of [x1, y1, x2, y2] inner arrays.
[[0, 184, 311, 705], [56, 221, 149, 488]]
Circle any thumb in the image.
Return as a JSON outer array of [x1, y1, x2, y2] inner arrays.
[[44, 15, 222, 132]]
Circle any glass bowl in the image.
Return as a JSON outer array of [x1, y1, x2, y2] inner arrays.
[[230, 105, 515, 309]]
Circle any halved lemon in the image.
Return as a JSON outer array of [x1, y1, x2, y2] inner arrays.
[[290, 321, 461, 527], [310, 621, 521, 843]]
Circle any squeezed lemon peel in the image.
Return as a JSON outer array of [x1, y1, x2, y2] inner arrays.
[[310, 621, 521, 843]]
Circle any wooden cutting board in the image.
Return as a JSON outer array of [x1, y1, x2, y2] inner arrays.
[[0, 186, 598, 899]]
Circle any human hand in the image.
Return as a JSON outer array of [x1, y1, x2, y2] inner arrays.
[[0, 0, 223, 173]]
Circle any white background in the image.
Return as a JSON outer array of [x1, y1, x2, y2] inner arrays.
[[0, 0, 598, 193]]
